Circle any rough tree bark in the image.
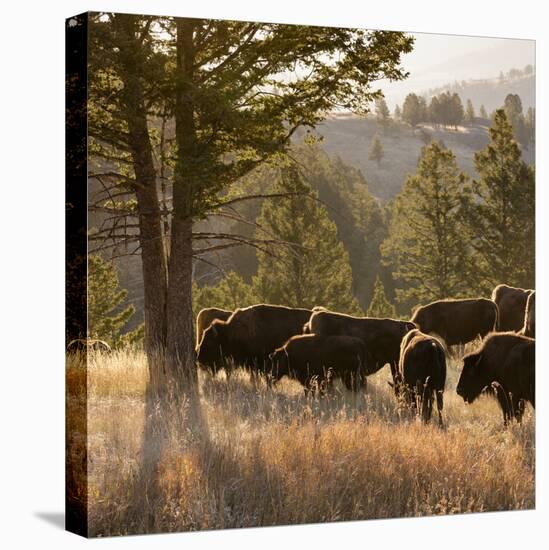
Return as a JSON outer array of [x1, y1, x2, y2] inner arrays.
[[115, 15, 168, 355], [165, 18, 199, 380]]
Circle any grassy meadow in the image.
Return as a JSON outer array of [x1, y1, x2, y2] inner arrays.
[[67, 344, 535, 537]]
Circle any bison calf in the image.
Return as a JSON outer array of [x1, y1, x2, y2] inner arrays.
[[269, 333, 369, 394], [456, 332, 535, 425], [394, 329, 446, 425], [307, 310, 415, 382]]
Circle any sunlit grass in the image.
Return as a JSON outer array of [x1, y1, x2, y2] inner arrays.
[[66, 345, 535, 537]]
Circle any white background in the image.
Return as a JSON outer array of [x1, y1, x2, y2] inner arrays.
[[0, 0, 546, 548]]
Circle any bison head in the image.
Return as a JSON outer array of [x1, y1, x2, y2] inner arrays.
[[456, 352, 486, 403], [268, 348, 290, 382], [196, 320, 227, 368]]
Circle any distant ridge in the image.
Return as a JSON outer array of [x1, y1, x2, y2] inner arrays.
[[423, 73, 535, 113]]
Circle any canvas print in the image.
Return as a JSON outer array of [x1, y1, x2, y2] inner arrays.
[[66, 12, 535, 538]]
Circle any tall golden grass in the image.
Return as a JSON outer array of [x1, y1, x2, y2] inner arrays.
[[66, 344, 534, 537]]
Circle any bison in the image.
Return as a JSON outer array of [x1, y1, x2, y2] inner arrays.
[[269, 333, 370, 393], [195, 307, 232, 348], [196, 304, 312, 376], [394, 329, 446, 425], [307, 310, 415, 382], [521, 291, 535, 338], [67, 338, 112, 353], [491, 284, 533, 332], [456, 332, 535, 424], [410, 298, 498, 346]]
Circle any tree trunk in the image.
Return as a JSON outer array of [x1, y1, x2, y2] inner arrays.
[[116, 15, 168, 354], [164, 18, 200, 376], [166, 216, 197, 385]]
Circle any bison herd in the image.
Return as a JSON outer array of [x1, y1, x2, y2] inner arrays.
[[196, 284, 535, 426]]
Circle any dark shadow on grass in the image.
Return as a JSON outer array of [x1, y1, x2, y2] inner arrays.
[[34, 511, 65, 530]]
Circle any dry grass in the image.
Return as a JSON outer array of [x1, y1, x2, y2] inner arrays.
[[66, 344, 535, 537]]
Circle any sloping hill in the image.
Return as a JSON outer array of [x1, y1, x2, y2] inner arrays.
[[310, 116, 534, 201]]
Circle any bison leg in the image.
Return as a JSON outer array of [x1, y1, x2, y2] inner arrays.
[[493, 384, 512, 426], [511, 395, 525, 423], [436, 390, 444, 428], [421, 388, 433, 424]]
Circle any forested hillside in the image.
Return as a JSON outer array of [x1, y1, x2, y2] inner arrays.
[[112, 106, 535, 330], [312, 113, 534, 200], [115, 144, 390, 324]]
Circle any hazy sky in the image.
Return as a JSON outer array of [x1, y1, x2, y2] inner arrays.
[[379, 31, 535, 107]]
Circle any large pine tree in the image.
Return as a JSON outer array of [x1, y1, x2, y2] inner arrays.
[[461, 109, 535, 291], [252, 165, 361, 313], [382, 141, 470, 310]]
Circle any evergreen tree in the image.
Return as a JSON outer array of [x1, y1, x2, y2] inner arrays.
[[479, 104, 488, 119], [88, 255, 144, 348], [447, 92, 464, 128], [402, 93, 427, 127], [375, 97, 391, 129], [461, 110, 535, 292], [369, 135, 385, 166], [296, 144, 388, 310], [393, 104, 402, 120], [428, 92, 463, 128], [252, 165, 361, 314], [382, 142, 470, 309], [525, 107, 535, 146], [428, 96, 441, 126], [504, 93, 527, 146], [193, 272, 257, 315], [367, 275, 396, 318], [465, 99, 475, 125]]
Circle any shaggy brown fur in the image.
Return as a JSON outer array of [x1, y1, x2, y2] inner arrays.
[[491, 284, 533, 332], [395, 329, 446, 425], [411, 298, 498, 346], [269, 333, 370, 393], [308, 311, 415, 382], [196, 304, 312, 374], [457, 332, 535, 424]]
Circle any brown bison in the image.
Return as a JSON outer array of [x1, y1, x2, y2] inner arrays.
[[195, 307, 232, 348], [307, 310, 416, 382], [196, 304, 312, 375], [491, 284, 533, 332], [521, 291, 535, 338], [67, 338, 112, 353], [394, 329, 446, 425], [269, 333, 370, 393], [410, 298, 498, 346], [456, 332, 535, 424]]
